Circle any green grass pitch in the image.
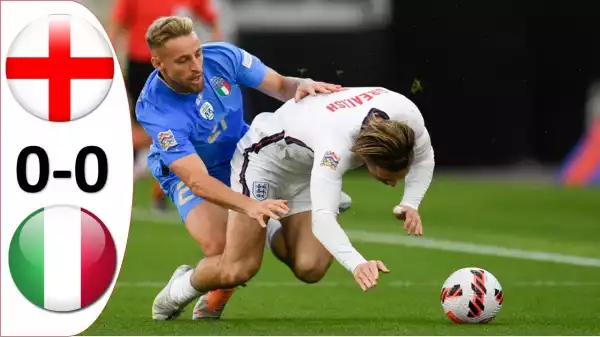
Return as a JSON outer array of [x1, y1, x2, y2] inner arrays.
[[83, 170, 600, 335]]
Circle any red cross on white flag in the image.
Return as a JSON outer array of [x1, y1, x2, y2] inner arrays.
[[6, 14, 114, 122]]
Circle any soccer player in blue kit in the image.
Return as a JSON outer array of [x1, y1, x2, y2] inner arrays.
[[135, 16, 349, 320]]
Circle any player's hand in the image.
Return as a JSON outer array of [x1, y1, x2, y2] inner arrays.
[[393, 205, 423, 236], [294, 79, 342, 102], [353, 260, 390, 292], [246, 199, 289, 227]]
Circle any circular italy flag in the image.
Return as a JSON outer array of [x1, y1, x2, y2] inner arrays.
[[9, 205, 117, 312]]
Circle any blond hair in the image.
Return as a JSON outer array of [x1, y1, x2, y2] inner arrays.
[[351, 119, 415, 171], [146, 16, 194, 50]]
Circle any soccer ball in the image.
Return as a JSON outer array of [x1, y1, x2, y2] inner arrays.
[[440, 267, 504, 324]]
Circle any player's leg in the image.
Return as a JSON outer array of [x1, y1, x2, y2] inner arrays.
[[265, 218, 288, 264], [267, 220, 332, 284], [154, 155, 274, 320], [177, 182, 228, 255], [152, 191, 245, 321], [182, 196, 236, 320], [266, 189, 348, 273], [284, 212, 333, 283], [153, 206, 268, 320], [192, 133, 288, 319], [151, 167, 234, 320], [190, 209, 267, 290], [267, 186, 334, 283], [190, 163, 240, 320]]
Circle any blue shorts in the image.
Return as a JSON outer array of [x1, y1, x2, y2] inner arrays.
[[147, 123, 249, 222], [148, 155, 231, 222]]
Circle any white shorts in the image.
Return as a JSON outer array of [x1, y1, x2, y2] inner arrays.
[[230, 113, 314, 217]]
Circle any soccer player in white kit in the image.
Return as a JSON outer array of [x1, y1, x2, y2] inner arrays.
[[154, 87, 434, 320], [229, 86, 435, 290]]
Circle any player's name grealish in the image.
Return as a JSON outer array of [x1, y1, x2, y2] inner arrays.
[[326, 88, 389, 112]]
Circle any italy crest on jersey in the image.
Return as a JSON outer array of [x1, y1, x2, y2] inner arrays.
[[210, 76, 231, 96]]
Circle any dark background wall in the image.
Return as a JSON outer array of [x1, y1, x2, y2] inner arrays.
[[238, 0, 600, 167]]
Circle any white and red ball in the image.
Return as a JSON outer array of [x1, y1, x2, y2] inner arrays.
[[440, 267, 504, 324]]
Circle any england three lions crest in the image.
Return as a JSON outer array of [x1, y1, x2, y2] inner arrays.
[[252, 182, 269, 201]]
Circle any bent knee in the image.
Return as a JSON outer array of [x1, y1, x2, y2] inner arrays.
[[292, 256, 332, 284], [220, 259, 262, 288], [184, 204, 228, 256], [199, 238, 226, 256]]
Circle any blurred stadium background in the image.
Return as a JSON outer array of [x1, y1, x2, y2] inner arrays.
[[79, 0, 600, 335], [84, 0, 600, 181]]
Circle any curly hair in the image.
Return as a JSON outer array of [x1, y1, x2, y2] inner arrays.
[[351, 119, 415, 172]]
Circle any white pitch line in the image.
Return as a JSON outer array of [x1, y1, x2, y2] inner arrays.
[[130, 207, 600, 268], [348, 231, 600, 268], [116, 280, 600, 288]]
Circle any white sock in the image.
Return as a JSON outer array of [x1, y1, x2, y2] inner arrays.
[[266, 219, 282, 249], [169, 270, 203, 303]]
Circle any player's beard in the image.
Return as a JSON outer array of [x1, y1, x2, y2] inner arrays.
[[162, 70, 204, 94], [181, 69, 204, 93], [187, 75, 204, 93]]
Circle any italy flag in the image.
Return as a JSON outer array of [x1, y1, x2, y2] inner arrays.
[[9, 205, 117, 312], [212, 76, 231, 96]]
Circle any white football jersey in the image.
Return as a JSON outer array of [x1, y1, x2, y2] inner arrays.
[[272, 87, 427, 165], [271, 86, 434, 209], [259, 87, 435, 273]]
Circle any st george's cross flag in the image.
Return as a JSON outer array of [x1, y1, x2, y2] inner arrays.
[[9, 205, 117, 312], [5, 14, 114, 122]]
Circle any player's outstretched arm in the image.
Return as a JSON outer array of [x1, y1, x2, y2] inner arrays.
[[394, 128, 435, 236], [309, 148, 389, 291], [170, 154, 289, 226], [257, 69, 342, 103], [136, 99, 288, 226], [310, 172, 390, 291]]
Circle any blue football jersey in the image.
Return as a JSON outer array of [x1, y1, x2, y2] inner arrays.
[[136, 42, 269, 176]]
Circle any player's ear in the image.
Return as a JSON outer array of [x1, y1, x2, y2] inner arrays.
[[150, 56, 162, 71]]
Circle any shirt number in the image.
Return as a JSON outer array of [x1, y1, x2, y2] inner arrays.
[[207, 119, 228, 144], [177, 181, 194, 206]]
